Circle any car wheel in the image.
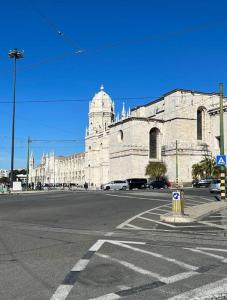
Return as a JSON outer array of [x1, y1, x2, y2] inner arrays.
[[106, 186, 110, 190], [122, 186, 127, 190]]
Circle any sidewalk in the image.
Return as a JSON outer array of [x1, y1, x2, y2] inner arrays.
[[160, 200, 227, 224]]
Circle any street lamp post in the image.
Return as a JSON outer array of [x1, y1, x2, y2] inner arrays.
[[8, 48, 24, 187]]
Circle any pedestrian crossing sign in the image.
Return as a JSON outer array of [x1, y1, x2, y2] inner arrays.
[[216, 155, 226, 166]]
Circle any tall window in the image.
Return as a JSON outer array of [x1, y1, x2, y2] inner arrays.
[[197, 108, 203, 140], [149, 128, 159, 159]]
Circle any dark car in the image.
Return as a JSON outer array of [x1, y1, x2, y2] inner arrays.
[[126, 178, 147, 190], [148, 179, 169, 189]]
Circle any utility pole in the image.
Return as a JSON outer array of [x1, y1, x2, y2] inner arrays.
[[219, 83, 226, 200], [176, 140, 179, 188], [8, 49, 24, 187], [26, 137, 31, 190]]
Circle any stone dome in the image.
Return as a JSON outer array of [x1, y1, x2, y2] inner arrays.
[[90, 85, 113, 112]]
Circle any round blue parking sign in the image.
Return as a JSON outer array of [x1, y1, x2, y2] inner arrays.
[[172, 191, 181, 200]]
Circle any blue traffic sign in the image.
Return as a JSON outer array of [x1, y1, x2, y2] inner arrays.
[[172, 191, 181, 201], [216, 155, 226, 166]]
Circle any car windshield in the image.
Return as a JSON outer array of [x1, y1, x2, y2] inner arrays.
[[211, 179, 220, 184]]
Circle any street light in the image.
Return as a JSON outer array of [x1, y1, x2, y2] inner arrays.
[[8, 48, 24, 187]]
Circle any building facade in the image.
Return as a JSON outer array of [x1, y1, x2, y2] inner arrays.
[[0, 169, 9, 178], [29, 86, 227, 187]]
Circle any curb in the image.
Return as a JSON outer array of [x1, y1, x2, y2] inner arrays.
[[160, 202, 227, 224], [160, 214, 195, 224]]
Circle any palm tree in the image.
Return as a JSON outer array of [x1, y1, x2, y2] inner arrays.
[[192, 156, 225, 179]]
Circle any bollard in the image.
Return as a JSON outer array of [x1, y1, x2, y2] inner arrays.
[[172, 190, 184, 215]]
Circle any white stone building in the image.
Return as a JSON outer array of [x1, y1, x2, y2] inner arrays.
[[29, 152, 85, 186], [0, 169, 9, 178], [29, 86, 227, 187]]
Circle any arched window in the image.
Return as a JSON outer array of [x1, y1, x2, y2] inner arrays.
[[118, 130, 123, 142], [197, 108, 204, 140], [149, 128, 159, 159]]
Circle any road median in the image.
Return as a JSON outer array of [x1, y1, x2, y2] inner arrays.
[[160, 201, 227, 224]]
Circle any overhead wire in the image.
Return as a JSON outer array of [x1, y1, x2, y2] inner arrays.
[[0, 93, 224, 104], [11, 15, 227, 74]]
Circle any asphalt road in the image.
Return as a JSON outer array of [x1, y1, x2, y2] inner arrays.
[[0, 188, 226, 300]]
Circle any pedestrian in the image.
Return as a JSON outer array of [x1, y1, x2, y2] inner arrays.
[[84, 182, 88, 190]]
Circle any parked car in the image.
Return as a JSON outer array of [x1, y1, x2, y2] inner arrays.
[[209, 179, 227, 193], [148, 179, 170, 189], [102, 180, 129, 191], [192, 178, 213, 188], [126, 178, 147, 190]]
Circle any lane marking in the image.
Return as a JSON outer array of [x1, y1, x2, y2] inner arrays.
[[116, 203, 172, 229], [89, 293, 121, 300], [152, 208, 170, 212], [50, 285, 73, 300], [197, 247, 227, 252], [71, 259, 90, 271], [198, 220, 227, 230], [184, 248, 227, 262], [125, 224, 144, 229], [110, 241, 197, 271], [147, 212, 164, 216], [96, 252, 166, 282], [138, 216, 176, 228], [105, 193, 170, 202], [96, 253, 198, 284], [50, 239, 146, 300], [168, 277, 227, 300]]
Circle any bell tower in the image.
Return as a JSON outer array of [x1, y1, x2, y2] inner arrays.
[[88, 85, 114, 136]]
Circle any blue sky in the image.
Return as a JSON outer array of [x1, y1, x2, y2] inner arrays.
[[0, 0, 227, 169]]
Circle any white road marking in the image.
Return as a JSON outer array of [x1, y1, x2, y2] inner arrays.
[[147, 212, 163, 215], [125, 223, 144, 229], [198, 220, 227, 230], [153, 208, 170, 212], [168, 277, 227, 300], [50, 239, 145, 300], [185, 198, 207, 205], [164, 271, 199, 284], [96, 253, 198, 284], [138, 216, 176, 228], [89, 293, 121, 300], [184, 247, 227, 262], [50, 285, 73, 300], [89, 240, 106, 251], [105, 193, 170, 202], [104, 232, 114, 236], [96, 252, 166, 281], [116, 203, 172, 229], [110, 240, 197, 271], [198, 196, 214, 202], [71, 259, 90, 271], [197, 247, 227, 252]]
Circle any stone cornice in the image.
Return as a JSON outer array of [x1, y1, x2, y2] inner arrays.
[[109, 116, 164, 127]]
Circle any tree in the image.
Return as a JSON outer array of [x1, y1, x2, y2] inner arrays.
[[0, 177, 10, 184], [8, 169, 27, 182], [192, 156, 226, 179], [145, 161, 167, 180]]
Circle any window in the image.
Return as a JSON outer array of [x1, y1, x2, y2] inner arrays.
[[149, 128, 159, 159], [216, 136, 220, 149], [197, 109, 203, 140], [118, 130, 123, 142]]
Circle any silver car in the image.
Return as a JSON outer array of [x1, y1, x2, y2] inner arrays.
[[103, 180, 129, 191], [209, 179, 227, 193]]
